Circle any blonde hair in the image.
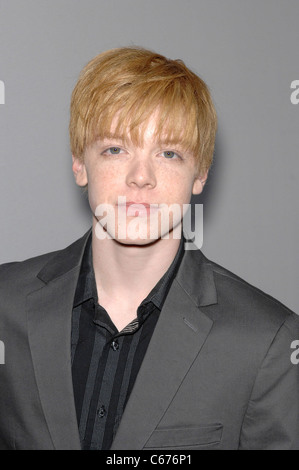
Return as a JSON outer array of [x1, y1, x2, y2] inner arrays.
[[69, 47, 217, 173]]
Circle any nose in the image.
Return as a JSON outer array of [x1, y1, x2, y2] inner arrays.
[[126, 155, 157, 189]]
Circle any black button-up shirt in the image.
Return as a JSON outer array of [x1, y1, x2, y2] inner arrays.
[[71, 235, 184, 450]]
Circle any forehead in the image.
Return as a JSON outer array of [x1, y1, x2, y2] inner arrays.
[[100, 109, 191, 150]]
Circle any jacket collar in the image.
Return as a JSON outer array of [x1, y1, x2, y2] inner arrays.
[[176, 241, 218, 308], [37, 229, 92, 284], [27, 229, 92, 450]]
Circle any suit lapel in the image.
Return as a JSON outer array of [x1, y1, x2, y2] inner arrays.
[[27, 231, 91, 450], [111, 248, 217, 450]]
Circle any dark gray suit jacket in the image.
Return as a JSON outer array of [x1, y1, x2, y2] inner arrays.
[[1, 230, 299, 450]]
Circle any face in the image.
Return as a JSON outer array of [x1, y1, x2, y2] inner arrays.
[[72, 114, 206, 245]]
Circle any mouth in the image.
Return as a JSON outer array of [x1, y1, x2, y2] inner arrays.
[[116, 201, 159, 217]]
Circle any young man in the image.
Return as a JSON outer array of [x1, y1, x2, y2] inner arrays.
[[0, 47, 298, 450]]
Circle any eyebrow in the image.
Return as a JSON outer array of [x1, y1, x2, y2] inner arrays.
[[95, 134, 189, 154]]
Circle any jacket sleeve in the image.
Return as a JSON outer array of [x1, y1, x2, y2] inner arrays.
[[239, 313, 299, 449]]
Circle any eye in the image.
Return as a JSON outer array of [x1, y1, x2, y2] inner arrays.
[[104, 147, 123, 155], [162, 150, 181, 159]]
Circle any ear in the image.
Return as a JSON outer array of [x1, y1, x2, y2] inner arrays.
[[192, 170, 208, 195], [72, 155, 88, 187]]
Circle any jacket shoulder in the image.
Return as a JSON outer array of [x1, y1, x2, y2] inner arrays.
[[0, 251, 58, 287], [193, 249, 296, 324], [0, 230, 90, 292]]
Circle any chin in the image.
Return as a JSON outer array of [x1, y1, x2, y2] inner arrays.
[[114, 237, 160, 247], [94, 218, 182, 244]]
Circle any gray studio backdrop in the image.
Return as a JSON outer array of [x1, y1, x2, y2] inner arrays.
[[0, 0, 298, 313]]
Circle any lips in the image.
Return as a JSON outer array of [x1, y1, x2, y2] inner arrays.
[[126, 202, 151, 208], [117, 201, 159, 217]]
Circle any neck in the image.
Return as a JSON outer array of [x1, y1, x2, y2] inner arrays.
[[91, 222, 181, 304]]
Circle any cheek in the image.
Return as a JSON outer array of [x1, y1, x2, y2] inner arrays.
[[87, 166, 120, 199], [162, 171, 194, 203], [85, 177, 104, 215]]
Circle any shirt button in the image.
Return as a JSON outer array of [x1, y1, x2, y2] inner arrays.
[[111, 340, 119, 351], [97, 405, 106, 418]]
